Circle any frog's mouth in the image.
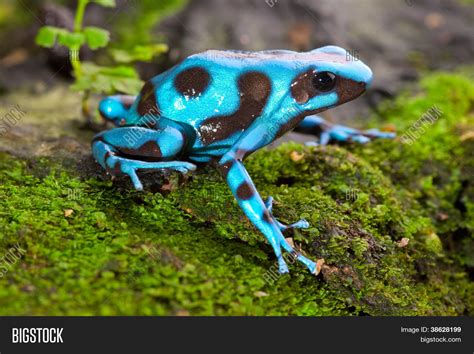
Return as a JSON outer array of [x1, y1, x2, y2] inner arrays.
[[335, 78, 367, 105], [288, 78, 367, 125]]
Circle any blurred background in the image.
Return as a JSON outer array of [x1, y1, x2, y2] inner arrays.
[[0, 0, 472, 146]]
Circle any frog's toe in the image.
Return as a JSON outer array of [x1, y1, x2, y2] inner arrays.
[[279, 238, 318, 275], [170, 162, 197, 174], [319, 131, 331, 145], [264, 197, 310, 231], [350, 129, 396, 144], [106, 156, 197, 190], [305, 141, 320, 147], [350, 134, 371, 144], [277, 256, 290, 274], [304, 132, 331, 146], [104, 157, 142, 190], [125, 168, 144, 191], [317, 125, 396, 145], [264, 196, 275, 211], [364, 128, 396, 139], [277, 217, 310, 230], [286, 219, 310, 229]]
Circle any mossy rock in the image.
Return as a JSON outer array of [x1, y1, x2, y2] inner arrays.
[[0, 71, 472, 315]]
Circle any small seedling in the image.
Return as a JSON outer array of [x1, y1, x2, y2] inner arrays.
[[35, 0, 168, 126]]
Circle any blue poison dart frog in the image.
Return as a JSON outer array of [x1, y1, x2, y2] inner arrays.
[[92, 46, 395, 275]]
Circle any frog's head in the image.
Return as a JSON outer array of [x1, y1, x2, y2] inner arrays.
[[288, 45, 373, 116]]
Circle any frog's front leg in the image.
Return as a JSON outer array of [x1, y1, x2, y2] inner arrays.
[[92, 126, 196, 190], [217, 128, 317, 275], [295, 115, 395, 145]]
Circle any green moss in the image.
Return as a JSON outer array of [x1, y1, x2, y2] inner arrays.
[[0, 71, 472, 315], [355, 72, 474, 269]]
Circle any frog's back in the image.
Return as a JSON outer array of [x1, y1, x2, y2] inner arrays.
[[129, 49, 311, 124], [126, 48, 351, 149], [190, 48, 347, 66]]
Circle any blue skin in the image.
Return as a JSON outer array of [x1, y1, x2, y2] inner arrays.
[[92, 45, 394, 275]]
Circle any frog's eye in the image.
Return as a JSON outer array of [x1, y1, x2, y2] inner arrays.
[[313, 72, 337, 92]]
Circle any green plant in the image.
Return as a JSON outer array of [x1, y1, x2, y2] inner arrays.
[[35, 0, 168, 123], [110, 0, 187, 50]]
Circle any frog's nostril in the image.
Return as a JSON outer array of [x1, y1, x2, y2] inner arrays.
[[363, 64, 373, 88], [365, 70, 374, 88], [356, 81, 367, 98], [364, 78, 372, 89]]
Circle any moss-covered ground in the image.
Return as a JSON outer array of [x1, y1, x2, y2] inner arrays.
[[0, 72, 472, 315]]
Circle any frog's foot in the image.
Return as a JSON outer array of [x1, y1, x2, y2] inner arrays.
[[308, 125, 396, 146], [278, 236, 319, 275], [106, 155, 196, 190], [363, 128, 397, 141], [264, 196, 310, 231], [263, 197, 317, 274], [296, 115, 396, 146], [219, 154, 318, 275], [92, 126, 196, 191]]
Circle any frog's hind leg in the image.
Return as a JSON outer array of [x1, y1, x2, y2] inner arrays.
[[295, 115, 395, 145], [264, 197, 309, 231], [92, 126, 196, 190], [219, 154, 318, 275]]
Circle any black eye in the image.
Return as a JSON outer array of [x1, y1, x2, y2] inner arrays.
[[313, 72, 337, 92]]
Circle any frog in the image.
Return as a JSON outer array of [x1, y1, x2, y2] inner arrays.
[[92, 45, 395, 275]]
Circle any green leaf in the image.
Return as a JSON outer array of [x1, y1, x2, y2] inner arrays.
[[57, 31, 85, 50], [99, 65, 138, 78], [79, 62, 102, 75], [112, 77, 144, 94], [84, 27, 110, 50], [72, 62, 142, 95], [110, 44, 168, 63], [70, 76, 93, 92], [109, 49, 134, 63], [35, 26, 64, 48], [91, 0, 116, 7]]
